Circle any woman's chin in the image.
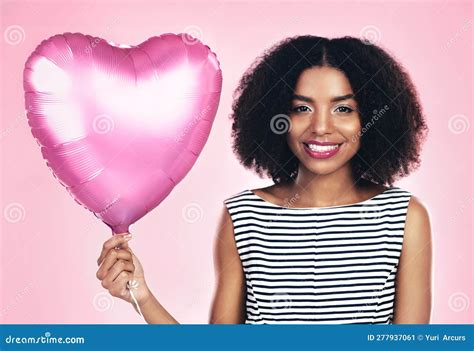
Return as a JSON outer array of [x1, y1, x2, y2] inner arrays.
[[300, 162, 343, 177]]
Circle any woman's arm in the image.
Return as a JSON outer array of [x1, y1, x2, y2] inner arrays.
[[208, 205, 247, 323], [392, 195, 433, 323], [136, 205, 246, 324], [133, 291, 179, 324]]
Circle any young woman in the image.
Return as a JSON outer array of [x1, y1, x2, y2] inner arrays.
[[96, 35, 432, 324]]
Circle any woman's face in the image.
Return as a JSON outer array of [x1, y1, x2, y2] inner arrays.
[[286, 66, 362, 176]]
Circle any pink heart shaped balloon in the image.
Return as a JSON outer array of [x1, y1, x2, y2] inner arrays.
[[23, 32, 222, 234]]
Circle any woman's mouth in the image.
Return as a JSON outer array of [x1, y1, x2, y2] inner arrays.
[[302, 142, 343, 159]]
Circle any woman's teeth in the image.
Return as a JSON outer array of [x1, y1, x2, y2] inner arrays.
[[305, 143, 340, 152]]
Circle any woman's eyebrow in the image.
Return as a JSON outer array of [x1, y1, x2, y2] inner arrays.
[[331, 93, 356, 102], [292, 93, 356, 103]]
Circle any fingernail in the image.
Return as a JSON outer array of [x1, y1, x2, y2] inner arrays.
[[124, 234, 132, 239]]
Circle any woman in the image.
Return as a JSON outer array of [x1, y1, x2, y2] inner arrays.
[[96, 35, 432, 324]]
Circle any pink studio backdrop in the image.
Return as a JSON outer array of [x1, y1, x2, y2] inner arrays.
[[1, 0, 472, 324]]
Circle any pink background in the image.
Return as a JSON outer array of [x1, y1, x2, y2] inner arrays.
[[1, 0, 472, 324]]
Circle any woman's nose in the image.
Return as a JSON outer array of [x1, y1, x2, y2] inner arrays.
[[309, 110, 333, 135]]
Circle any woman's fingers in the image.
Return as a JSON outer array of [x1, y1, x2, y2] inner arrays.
[[100, 259, 135, 290], [96, 249, 133, 280], [108, 271, 133, 299], [95, 238, 148, 305], [97, 233, 132, 266]]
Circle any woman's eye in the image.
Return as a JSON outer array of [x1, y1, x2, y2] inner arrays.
[[291, 105, 311, 113], [334, 106, 354, 114]]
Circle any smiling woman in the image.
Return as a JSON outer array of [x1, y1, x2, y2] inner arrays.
[[96, 35, 432, 325], [230, 35, 428, 187], [222, 35, 432, 324]]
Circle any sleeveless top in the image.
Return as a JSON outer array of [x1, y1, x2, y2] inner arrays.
[[223, 186, 412, 324]]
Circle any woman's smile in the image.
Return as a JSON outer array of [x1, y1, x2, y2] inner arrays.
[[302, 141, 344, 159]]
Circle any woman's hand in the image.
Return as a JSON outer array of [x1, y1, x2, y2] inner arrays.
[[96, 233, 151, 312]]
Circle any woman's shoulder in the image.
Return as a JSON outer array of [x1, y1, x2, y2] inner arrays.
[[387, 183, 430, 223], [399, 190, 432, 252], [405, 193, 431, 224], [384, 185, 428, 216]]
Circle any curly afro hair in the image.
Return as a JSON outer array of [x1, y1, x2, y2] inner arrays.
[[229, 35, 428, 186]]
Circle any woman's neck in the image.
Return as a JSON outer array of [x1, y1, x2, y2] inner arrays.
[[283, 165, 377, 208]]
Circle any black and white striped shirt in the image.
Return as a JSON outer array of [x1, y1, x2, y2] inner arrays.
[[223, 186, 412, 324]]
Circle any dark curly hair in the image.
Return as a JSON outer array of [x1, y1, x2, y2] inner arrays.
[[229, 35, 428, 186]]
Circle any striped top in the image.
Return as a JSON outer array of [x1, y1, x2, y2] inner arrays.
[[223, 186, 412, 324]]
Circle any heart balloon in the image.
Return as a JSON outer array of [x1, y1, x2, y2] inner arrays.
[[23, 32, 222, 234]]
